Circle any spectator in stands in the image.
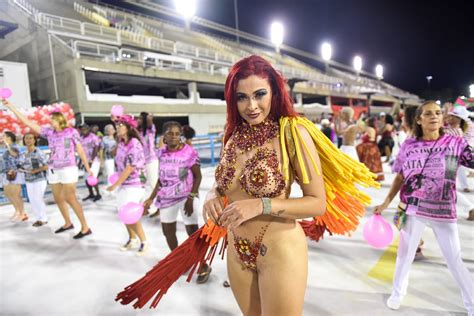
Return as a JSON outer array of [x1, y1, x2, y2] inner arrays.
[[80, 124, 102, 202], [101, 124, 117, 187], [137, 112, 158, 216], [374, 101, 474, 314], [20, 133, 49, 227], [378, 113, 395, 162], [182, 125, 196, 146], [143, 121, 210, 281], [2, 100, 93, 239], [2, 131, 27, 222], [107, 115, 148, 256]]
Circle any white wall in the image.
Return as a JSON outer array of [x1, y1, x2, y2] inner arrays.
[[0, 60, 31, 110], [189, 113, 226, 135]]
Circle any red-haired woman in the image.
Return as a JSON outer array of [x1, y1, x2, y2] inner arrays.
[[116, 56, 377, 313]]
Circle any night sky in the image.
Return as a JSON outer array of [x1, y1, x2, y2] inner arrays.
[[114, 0, 474, 98]]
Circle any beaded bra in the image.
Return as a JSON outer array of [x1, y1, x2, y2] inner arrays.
[[215, 119, 286, 198]]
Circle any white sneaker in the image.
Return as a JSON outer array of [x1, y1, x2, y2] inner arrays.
[[386, 296, 401, 310], [120, 238, 139, 251], [136, 242, 149, 256]]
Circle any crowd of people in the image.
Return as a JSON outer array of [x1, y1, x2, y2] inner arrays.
[[1, 54, 473, 315]]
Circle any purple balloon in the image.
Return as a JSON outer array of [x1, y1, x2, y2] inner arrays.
[[108, 172, 119, 185], [0, 88, 12, 99], [363, 214, 394, 249], [111, 105, 124, 117], [118, 202, 144, 225], [86, 175, 98, 186]]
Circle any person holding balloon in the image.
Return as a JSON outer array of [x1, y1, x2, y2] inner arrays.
[[106, 115, 148, 256], [1, 99, 93, 239], [1, 131, 27, 222], [374, 101, 474, 314], [80, 124, 102, 202]]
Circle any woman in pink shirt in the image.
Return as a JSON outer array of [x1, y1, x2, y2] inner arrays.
[[143, 121, 210, 282], [107, 115, 148, 256], [2, 100, 93, 239], [374, 101, 474, 314]]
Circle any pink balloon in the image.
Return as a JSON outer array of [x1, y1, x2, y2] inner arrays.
[[118, 202, 144, 225], [111, 105, 124, 117], [363, 214, 394, 249], [108, 172, 119, 185], [86, 175, 98, 186], [0, 88, 12, 99]]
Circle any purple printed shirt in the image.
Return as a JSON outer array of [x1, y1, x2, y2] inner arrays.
[[40, 127, 81, 169], [80, 133, 101, 162], [115, 138, 146, 188], [155, 144, 199, 209], [393, 135, 474, 222], [140, 125, 157, 163]]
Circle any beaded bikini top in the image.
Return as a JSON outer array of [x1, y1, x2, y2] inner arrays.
[[215, 119, 286, 198]]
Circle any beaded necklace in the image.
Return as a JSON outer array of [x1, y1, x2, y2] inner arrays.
[[215, 119, 280, 195]]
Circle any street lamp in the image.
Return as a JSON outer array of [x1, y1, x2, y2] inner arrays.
[[270, 22, 284, 53], [375, 64, 383, 80], [353, 55, 362, 77], [426, 75, 433, 88], [174, 0, 196, 29], [321, 42, 332, 73]]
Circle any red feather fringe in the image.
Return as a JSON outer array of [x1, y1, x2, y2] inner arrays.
[[299, 219, 331, 241], [115, 222, 227, 309]]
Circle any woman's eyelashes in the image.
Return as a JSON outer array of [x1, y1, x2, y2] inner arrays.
[[236, 89, 267, 102]]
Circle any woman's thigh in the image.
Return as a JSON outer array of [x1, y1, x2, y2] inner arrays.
[[258, 232, 308, 316], [227, 244, 262, 316]]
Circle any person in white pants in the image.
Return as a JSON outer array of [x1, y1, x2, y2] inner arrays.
[[374, 101, 474, 315], [101, 124, 117, 187], [20, 133, 49, 227]]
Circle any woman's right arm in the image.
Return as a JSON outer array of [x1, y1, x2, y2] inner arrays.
[[1, 100, 41, 135], [373, 173, 404, 214], [202, 182, 224, 223]]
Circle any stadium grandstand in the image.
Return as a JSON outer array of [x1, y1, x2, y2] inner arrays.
[[0, 0, 421, 135]]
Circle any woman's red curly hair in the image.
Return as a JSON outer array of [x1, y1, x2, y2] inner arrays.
[[223, 55, 298, 144]]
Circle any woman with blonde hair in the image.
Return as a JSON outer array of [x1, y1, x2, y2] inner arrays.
[[2, 100, 93, 239]]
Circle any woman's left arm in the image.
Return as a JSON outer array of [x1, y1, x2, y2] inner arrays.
[[184, 163, 202, 216], [220, 125, 326, 229]]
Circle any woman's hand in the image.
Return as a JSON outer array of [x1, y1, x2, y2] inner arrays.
[[219, 199, 263, 230], [1, 99, 12, 108], [143, 198, 154, 212], [106, 184, 118, 192], [202, 196, 225, 224], [184, 198, 193, 216], [373, 201, 389, 214]]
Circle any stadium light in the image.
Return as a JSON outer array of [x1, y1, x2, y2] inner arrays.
[[321, 42, 332, 61], [174, 0, 196, 20], [470, 84, 474, 98], [436, 100, 441, 105], [353, 55, 362, 73], [375, 64, 383, 79], [270, 22, 284, 52]]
